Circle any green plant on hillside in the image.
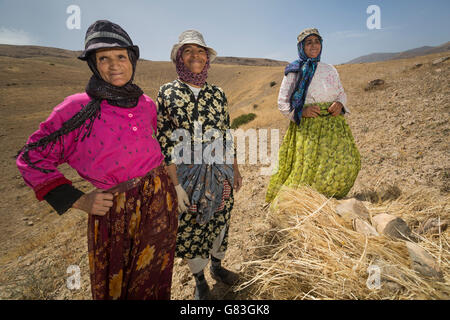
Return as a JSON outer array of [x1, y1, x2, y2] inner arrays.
[[231, 113, 257, 129]]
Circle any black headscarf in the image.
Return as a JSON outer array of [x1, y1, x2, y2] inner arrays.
[[17, 20, 143, 173]]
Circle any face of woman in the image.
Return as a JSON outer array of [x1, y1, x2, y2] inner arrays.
[[181, 44, 207, 74], [303, 35, 322, 59], [95, 48, 133, 86]]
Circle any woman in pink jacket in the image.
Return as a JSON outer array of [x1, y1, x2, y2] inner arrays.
[[16, 20, 178, 300]]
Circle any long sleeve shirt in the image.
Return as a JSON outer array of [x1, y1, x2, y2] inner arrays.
[[278, 62, 349, 121], [17, 93, 164, 201]]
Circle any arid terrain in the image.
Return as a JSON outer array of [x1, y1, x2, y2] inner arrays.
[[0, 45, 448, 299]]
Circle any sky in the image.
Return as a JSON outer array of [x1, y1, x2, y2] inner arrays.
[[0, 0, 449, 65]]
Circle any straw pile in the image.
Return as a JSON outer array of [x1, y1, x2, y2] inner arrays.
[[238, 186, 449, 299]]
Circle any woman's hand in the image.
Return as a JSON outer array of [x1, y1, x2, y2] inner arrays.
[[302, 105, 321, 118], [328, 101, 343, 116], [233, 162, 242, 192], [167, 163, 190, 213], [175, 184, 190, 213], [72, 190, 114, 216]]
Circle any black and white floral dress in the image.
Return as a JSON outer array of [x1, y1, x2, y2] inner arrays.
[[156, 79, 234, 259]]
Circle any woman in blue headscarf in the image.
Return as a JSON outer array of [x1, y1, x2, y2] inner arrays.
[[265, 28, 360, 202]]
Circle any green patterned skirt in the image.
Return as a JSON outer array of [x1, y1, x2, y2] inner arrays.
[[266, 102, 361, 202]]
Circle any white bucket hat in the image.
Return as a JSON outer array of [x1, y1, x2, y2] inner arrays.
[[170, 30, 217, 63]]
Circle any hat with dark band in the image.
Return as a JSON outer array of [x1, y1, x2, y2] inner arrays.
[[78, 20, 139, 61]]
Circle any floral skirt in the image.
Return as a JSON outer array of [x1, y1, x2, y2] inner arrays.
[[266, 102, 361, 202], [175, 189, 234, 260], [87, 164, 178, 300]]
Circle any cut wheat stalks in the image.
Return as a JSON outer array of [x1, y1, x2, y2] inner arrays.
[[238, 186, 449, 300]]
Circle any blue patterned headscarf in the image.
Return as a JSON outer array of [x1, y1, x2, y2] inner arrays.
[[285, 35, 322, 125]]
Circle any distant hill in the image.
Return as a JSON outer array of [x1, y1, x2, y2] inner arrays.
[[0, 44, 288, 66], [347, 41, 450, 64], [213, 56, 288, 66], [0, 44, 82, 59]]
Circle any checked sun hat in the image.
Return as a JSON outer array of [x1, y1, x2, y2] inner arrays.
[[170, 30, 217, 63]]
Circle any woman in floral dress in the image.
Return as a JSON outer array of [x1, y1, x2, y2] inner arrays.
[[156, 30, 242, 300]]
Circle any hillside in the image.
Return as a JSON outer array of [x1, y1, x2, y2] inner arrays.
[[0, 44, 448, 300], [0, 44, 287, 66], [347, 41, 450, 64]]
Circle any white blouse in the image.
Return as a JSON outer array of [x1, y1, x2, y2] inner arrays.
[[186, 83, 201, 99], [278, 62, 349, 120]]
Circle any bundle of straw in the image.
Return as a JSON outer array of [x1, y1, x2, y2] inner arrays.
[[238, 186, 449, 299]]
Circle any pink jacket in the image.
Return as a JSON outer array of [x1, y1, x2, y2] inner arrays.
[[17, 93, 164, 200]]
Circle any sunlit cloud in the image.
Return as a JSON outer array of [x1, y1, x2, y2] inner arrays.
[[327, 30, 368, 39], [0, 27, 38, 45], [327, 25, 404, 40]]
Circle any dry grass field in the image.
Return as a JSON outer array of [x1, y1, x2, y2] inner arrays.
[[0, 45, 448, 299]]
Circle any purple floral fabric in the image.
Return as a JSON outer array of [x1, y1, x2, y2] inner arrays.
[[175, 44, 210, 87]]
